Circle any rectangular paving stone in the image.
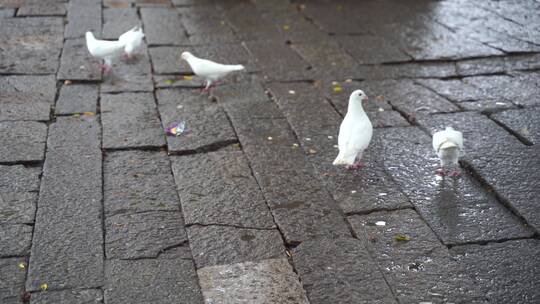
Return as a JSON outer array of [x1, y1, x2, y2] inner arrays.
[[492, 108, 540, 145], [30, 289, 103, 304], [171, 150, 275, 228], [58, 38, 102, 81], [291, 40, 363, 80], [156, 89, 237, 153], [335, 34, 412, 64], [464, 73, 540, 107], [349, 209, 485, 303], [55, 84, 99, 115], [0, 257, 26, 304], [0, 121, 47, 163], [293, 236, 396, 304], [378, 127, 532, 244], [451, 240, 540, 303], [227, 115, 350, 244], [222, 3, 282, 41], [149, 46, 193, 74], [187, 225, 284, 269], [178, 6, 232, 36], [197, 258, 309, 304], [141, 8, 189, 45], [0, 8, 14, 17], [0, 224, 32, 257], [0, 165, 40, 224], [301, 3, 370, 35], [102, 8, 139, 39], [101, 93, 165, 149], [104, 150, 181, 215], [0, 17, 63, 74], [65, 0, 101, 39], [27, 116, 103, 292], [106, 211, 187, 259], [259, 8, 328, 43], [104, 247, 203, 304], [244, 40, 314, 81], [100, 43, 154, 93], [0, 75, 56, 121], [364, 61, 459, 80], [17, 1, 66, 16]]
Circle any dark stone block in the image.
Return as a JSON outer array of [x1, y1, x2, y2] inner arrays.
[[65, 0, 101, 39], [30, 289, 103, 304], [141, 8, 189, 45], [55, 84, 99, 115], [492, 108, 540, 145], [58, 38, 101, 81], [0, 75, 55, 121], [0, 224, 32, 256], [0, 121, 47, 163], [0, 165, 40, 224]]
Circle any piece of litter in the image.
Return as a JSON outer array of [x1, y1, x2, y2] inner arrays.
[[83, 112, 95, 116], [17, 262, 25, 269], [165, 121, 186, 136], [378, 193, 387, 196], [331, 81, 339, 85], [495, 102, 506, 105], [288, 90, 296, 95], [176, 105, 183, 109], [292, 143, 299, 148], [72, 113, 80, 117], [308, 149, 317, 154], [345, 79, 352, 83], [375, 221, 386, 226], [394, 234, 411, 242], [267, 136, 273, 141], [333, 145, 338, 148], [183, 75, 194, 80], [327, 135, 333, 139], [332, 86, 343, 93], [64, 80, 72, 85], [40, 283, 48, 291], [305, 137, 311, 141], [285, 249, 292, 257], [378, 108, 385, 112], [351, 190, 357, 194]]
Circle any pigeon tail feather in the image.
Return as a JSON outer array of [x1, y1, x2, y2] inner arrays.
[[440, 141, 458, 150]]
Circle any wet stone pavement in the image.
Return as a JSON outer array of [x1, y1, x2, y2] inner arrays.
[[0, 0, 539, 303]]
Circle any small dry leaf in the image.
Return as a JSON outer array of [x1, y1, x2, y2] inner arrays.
[[394, 234, 411, 242], [282, 25, 290, 31], [164, 79, 174, 85], [232, 143, 241, 148], [183, 75, 194, 80], [376, 95, 384, 101], [40, 283, 48, 291], [83, 112, 95, 116], [17, 262, 25, 269], [64, 80, 72, 85], [333, 86, 343, 93], [285, 249, 292, 257], [72, 113, 80, 117], [308, 148, 317, 154], [267, 136, 273, 141]]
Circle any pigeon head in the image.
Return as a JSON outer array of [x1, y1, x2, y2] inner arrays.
[[85, 31, 95, 40], [181, 52, 193, 60], [352, 89, 368, 102]]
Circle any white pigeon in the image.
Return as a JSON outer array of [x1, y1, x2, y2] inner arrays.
[[85, 31, 126, 75], [432, 127, 463, 176], [181, 51, 245, 92], [333, 90, 373, 170], [118, 26, 144, 60]]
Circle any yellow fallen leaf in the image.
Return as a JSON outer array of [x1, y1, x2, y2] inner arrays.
[[165, 79, 174, 85], [83, 112, 95, 116], [337, 5, 343, 11], [308, 149, 317, 154], [40, 283, 48, 291], [72, 113, 80, 117], [333, 86, 343, 93], [17, 262, 25, 269], [394, 234, 411, 242], [376, 95, 384, 101], [282, 25, 290, 31], [183, 75, 194, 80]]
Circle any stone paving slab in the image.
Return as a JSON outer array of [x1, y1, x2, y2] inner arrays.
[[259, 8, 329, 44], [221, 2, 282, 41], [451, 239, 540, 304], [156, 89, 237, 153], [141, 7, 189, 45], [100, 44, 154, 93], [102, 8, 139, 40], [27, 116, 103, 292], [0, 75, 56, 121], [30, 289, 103, 304], [197, 258, 309, 304], [101, 93, 165, 149], [0, 8, 14, 17], [171, 150, 275, 228], [106, 211, 187, 259], [17, 1, 67, 17], [55, 84, 99, 115], [0, 121, 47, 164], [58, 38, 102, 81], [187, 225, 284, 269], [104, 247, 203, 304], [349, 209, 485, 303], [0, 224, 32, 257], [104, 150, 180, 215], [335, 34, 412, 65], [492, 108, 540, 145], [65, 0, 102, 39], [379, 127, 533, 244], [293, 236, 396, 304], [0, 257, 26, 304], [0, 165, 40, 224], [0, 17, 63, 74], [149, 46, 191, 74]]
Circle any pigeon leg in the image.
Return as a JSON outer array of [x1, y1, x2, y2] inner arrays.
[[436, 168, 448, 176], [449, 169, 461, 177], [201, 80, 212, 93], [346, 161, 364, 170]]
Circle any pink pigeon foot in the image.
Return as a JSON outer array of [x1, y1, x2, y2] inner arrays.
[[449, 170, 461, 177], [346, 162, 364, 170], [436, 168, 447, 176]]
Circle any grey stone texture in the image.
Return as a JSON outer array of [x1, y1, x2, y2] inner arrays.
[[101, 93, 165, 149], [26, 116, 103, 292], [17, 1, 67, 17], [0, 224, 32, 256], [104, 150, 181, 215], [293, 237, 396, 304], [187, 225, 284, 269], [102, 8, 139, 39], [349, 209, 485, 303], [492, 108, 540, 145], [0, 75, 56, 121], [197, 258, 309, 304], [0, 257, 27, 304], [55, 84, 99, 115], [0, 121, 47, 163], [0, 165, 41, 224], [58, 38, 102, 81], [30, 289, 103, 304], [171, 150, 275, 228], [141, 8, 189, 45], [65, 0, 101, 39], [452, 240, 540, 304], [104, 247, 203, 304]]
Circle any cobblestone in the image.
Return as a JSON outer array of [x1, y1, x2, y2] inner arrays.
[[0, 121, 47, 163], [55, 84, 99, 115], [0, 165, 40, 224], [0, 75, 56, 121]]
